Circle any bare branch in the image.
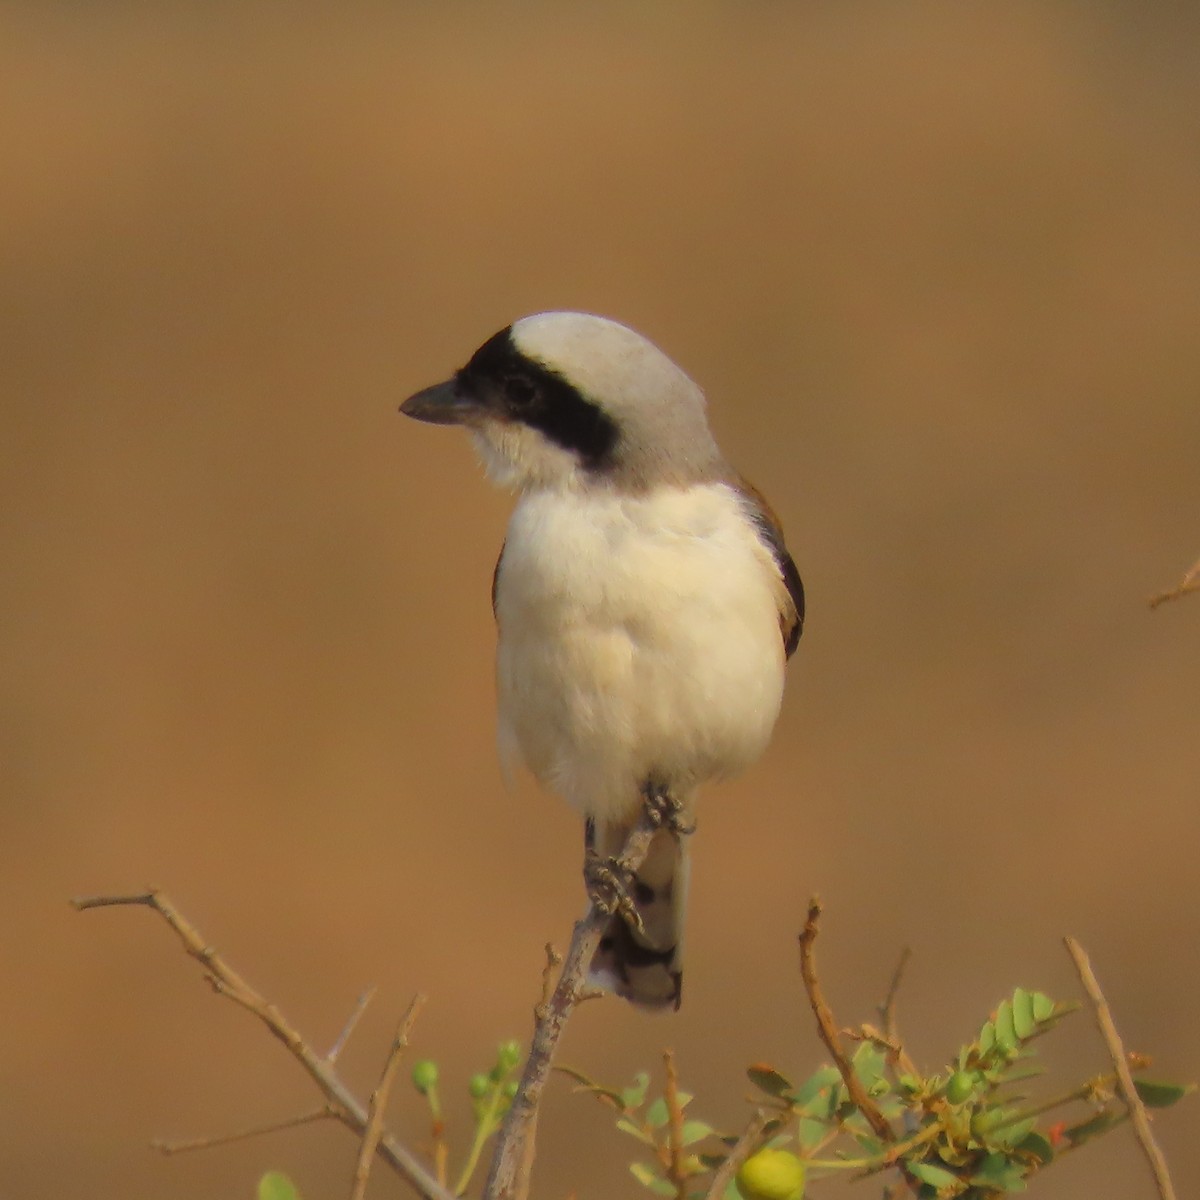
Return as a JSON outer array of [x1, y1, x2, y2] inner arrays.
[[482, 803, 662, 1200], [1064, 936, 1178, 1200], [152, 1107, 336, 1155], [798, 897, 894, 1144], [702, 1109, 767, 1200], [350, 994, 427, 1200], [1149, 556, 1200, 609], [71, 891, 455, 1200]]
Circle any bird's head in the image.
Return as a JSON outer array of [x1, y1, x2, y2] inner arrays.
[[400, 312, 723, 491]]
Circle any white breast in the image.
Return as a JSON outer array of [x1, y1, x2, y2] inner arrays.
[[493, 482, 786, 821]]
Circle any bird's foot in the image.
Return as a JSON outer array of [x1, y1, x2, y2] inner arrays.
[[642, 782, 696, 838], [584, 853, 644, 934]]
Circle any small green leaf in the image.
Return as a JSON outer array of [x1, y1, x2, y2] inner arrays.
[[978, 1021, 996, 1056], [616, 1118, 656, 1145], [853, 1133, 885, 1157], [645, 1097, 669, 1129], [629, 1162, 676, 1196], [796, 1117, 827, 1151], [1011, 989, 1036, 1040], [1016, 1130, 1054, 1165], [1030, 992, 1056, 1022], [992, 1117, 1036, 1149], [680, 1119, 714, 1146], [792, 1065, 843, 1112], [851, 1040, 886, 1088], [622, 1072, 651, 1109], [1134, 1079, 1196, 1108], [994, 1001, 1018, 1056], [747, 1063, 794, 1099], [258, 1173, 301, 1200], [969, 1151, 1028, 1191], [908, 1159, 963, 1190], [1064, 1110, 1125, 1147]]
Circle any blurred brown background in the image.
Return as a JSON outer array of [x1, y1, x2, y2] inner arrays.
[[3, 3, 1199, 1197]]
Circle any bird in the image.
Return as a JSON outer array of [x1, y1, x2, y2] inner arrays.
[[400, 312, 803, 1010]]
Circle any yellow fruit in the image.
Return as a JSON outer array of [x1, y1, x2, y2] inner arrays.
[[736, 1148, 807, 1199]]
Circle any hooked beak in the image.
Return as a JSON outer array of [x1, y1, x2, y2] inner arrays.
[[399, 379, 483, 426]]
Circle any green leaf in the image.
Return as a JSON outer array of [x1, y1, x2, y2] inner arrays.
[[994, 1001, 1018, 1056], [257, 1173, 300, 1200], [622, 1072, 651, 1109], [992, 1117, 1036, 1150], [1064, 1110, 1125, 1147], [1011, 989, 1036, 1040], [1030, 992, 1056, 1022], [1016, 1130, 1054, 1165], [1134, 1079, 1196, 1108], [747, 1063, 794, 1099], [629, 1162, 675, 1196], [645, 1097, 669, 1129], [796, 1117, 827, 1151], [853, 1133, 885, 1157], [851, 1041, 886, 1091], [616, 1118, 656, 1145], [792, 1065, 843, 1112], [908, 1160, 963, 1190], [978, 1021, 996, 1057], [681, 1119, 715, 1146], [969, 1151, 1028, 1191]]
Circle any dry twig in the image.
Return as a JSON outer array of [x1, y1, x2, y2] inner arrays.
[[1149, 556, 1200, 609], [874, 946, 919, 1078], [798, 897, 894, 1144], [152, 1107, 335, 1155], [702, 1109, 768, 1200], [328, 987, 378, 1065], [482, 803, 662, 1200], [350, 994, 427, 1200], [71, 891, 454, 1200], [1064, 936, 1178, 1200]]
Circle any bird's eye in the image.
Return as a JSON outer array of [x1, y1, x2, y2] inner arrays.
[[504, 375, 538, 411]]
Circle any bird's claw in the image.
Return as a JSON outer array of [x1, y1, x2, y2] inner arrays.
[[584, 854, 644, 933], [642, 783, 696, 838]]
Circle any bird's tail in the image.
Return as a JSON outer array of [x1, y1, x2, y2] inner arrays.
[[586, 818, 689, 1010]]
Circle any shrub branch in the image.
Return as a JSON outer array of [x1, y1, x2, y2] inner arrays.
[[71, 891, 451, 1200]]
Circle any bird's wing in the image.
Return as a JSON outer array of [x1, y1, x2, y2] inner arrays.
[[736, 478, 805, 658], [491, 540, 506, 619]]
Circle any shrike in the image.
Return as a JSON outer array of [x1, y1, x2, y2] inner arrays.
[[401, 312, 803, 1009]]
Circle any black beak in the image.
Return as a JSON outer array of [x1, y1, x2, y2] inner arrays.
[[399, 379, 481, 426]]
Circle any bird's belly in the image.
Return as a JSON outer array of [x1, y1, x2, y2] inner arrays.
[[494, 490, 786, 821]]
